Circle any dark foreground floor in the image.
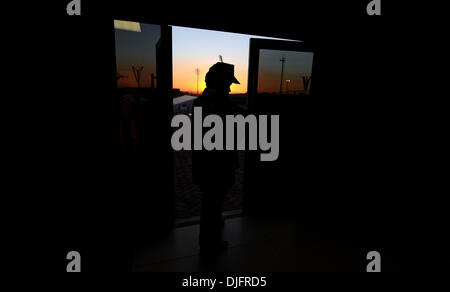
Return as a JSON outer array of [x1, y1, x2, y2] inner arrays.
[[133, 210, 449, 272]]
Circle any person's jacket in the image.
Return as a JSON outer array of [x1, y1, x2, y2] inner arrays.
[[192, 88, 239, 191]]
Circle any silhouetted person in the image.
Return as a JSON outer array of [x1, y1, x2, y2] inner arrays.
[[192, 62, 240, 253]]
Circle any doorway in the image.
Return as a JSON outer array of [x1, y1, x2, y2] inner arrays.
[[171, 26, 250, 223], [171, 27, 309, 223], [245, 38, 316, 214], [114, 21, 312, 227]]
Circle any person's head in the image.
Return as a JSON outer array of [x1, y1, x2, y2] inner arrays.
[[205, 62, 240, 92]]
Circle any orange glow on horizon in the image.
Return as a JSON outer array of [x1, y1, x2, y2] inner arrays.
[[173, 62, 248, 95]]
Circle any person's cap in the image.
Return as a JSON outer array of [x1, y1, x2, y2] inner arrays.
[[207, 62, 240, 84]]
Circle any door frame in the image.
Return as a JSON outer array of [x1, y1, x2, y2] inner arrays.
[[244, 38, 317, 214], [113, 20, 175, 236]]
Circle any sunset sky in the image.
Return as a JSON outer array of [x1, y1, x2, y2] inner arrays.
[[257, 49, 314, 94], [173, 27, 252, 94], [114, 22, 309, 94], [172, 26, 294, 94]]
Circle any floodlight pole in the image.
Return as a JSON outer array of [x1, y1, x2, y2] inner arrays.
[[279, 56, 285, 95], [195, 68, 200, 96]]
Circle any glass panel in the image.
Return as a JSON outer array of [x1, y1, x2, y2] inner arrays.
[[257, 49, 313, 96], [114, 20, 161, 160], [115, 20, 160, 90]]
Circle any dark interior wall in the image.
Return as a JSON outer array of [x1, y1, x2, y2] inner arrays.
[[11, 1, 447, 270]]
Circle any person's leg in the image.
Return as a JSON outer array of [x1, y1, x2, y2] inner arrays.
[[199, 188, 227, 249]]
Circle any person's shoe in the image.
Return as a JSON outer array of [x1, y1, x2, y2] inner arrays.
[[199, 240, 229, 254]]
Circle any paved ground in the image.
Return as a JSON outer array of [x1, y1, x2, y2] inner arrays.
[[174, 151, 244, 219]]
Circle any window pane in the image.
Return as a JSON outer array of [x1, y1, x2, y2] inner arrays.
[[115, 21, 160, 89], [115, 21, 161, 160], [257, 49, 313, 96]]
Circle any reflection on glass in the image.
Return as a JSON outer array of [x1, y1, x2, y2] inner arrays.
[[257, 49, 313, 96], [115, 20, 161, 160], [115, 21, 160, 89]]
